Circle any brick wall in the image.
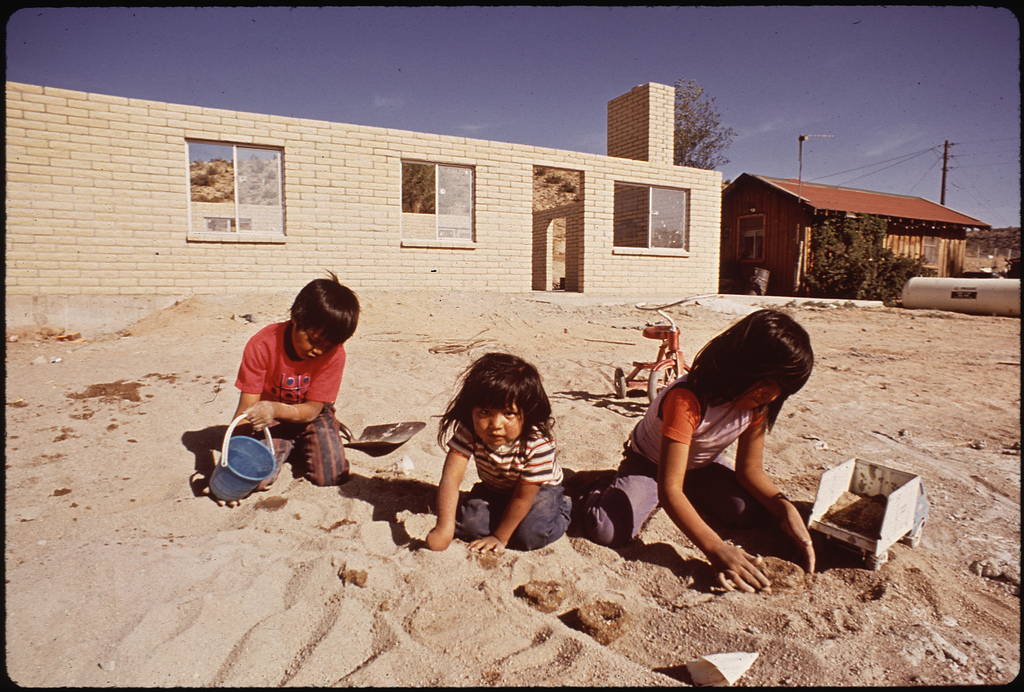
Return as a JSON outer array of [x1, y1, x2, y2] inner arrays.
[[5, 80, 720, 330], [607, 83, 674, 166]]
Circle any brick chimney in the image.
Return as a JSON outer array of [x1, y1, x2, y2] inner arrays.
[[607, 83, 674, 166]]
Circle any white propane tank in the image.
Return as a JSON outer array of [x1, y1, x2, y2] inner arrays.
[[901, 277, 1020, 317]]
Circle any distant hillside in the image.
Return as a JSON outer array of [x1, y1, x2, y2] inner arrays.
[[190, 158, 234, 203], [189, 157, 280, 205], [966, 227, 1020, 255], [190, 161, 583, 211], [533, 167, 581, 211]]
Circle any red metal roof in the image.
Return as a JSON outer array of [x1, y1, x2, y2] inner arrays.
[[752, 175, 989, 228]]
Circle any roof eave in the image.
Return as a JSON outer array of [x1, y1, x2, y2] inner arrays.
[[745, 174, 989, 228]]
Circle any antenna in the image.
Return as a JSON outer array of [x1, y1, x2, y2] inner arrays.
[[797, 134, 835, 202]]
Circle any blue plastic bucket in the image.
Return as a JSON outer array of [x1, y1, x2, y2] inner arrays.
[[209, 416, 276, 502]]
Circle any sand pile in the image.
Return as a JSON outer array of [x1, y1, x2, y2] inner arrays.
[[5, 289, 1019, 685]]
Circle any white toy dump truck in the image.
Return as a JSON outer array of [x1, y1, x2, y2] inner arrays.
[[807, 458, 929, 570]]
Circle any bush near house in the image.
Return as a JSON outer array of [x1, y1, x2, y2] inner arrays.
[[804, 214, 934, 305]]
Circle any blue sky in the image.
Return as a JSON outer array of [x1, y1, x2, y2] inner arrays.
[[6, 6, 1020, 227]]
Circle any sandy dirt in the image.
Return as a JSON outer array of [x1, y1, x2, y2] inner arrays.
[[4, 289, 1020, 686]]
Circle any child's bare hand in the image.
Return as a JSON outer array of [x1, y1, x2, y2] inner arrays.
[[195, 474, 243, 508], [779, 503, 816, 574], [468, 535, 506, 554], [425, 525, 454, 551], [244, 401, 275, 431], [710, 542, 771, 593]]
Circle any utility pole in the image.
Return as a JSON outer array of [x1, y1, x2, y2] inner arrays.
[[795, 134, 834, 293], [940, 140, 954, 205]]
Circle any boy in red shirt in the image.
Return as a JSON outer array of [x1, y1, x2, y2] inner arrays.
[[217, 272, 359, 507]]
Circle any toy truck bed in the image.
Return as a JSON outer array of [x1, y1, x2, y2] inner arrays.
[[807, 458, 928, 570]]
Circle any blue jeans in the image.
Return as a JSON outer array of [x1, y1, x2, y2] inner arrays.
[[582, 446, 770, 548], [456, 482, 571, 551]]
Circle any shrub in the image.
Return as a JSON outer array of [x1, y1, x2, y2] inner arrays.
[[804, 214, 934, 305]]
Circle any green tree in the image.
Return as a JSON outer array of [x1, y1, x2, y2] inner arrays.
[[673, 79, 736, 170], [803, 214, 934, 305]]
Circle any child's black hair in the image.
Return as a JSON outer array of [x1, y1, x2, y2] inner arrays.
[[438, 353, 553, 447], [289, 271, 360, 346], [685, 309, 813, 430]]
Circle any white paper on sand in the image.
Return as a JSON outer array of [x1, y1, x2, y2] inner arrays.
[[686, 651, 759, 686], [395, 455, 414, 474]]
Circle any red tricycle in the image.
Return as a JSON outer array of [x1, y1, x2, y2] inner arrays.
[[614, 303, 689, 403]]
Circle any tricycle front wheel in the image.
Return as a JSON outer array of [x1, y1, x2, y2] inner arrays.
[[866, 551, 889, 570], [647, 363, 680, 403]]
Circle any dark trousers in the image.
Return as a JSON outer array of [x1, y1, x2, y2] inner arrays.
[[455, 482, 571, 551], [582, 445, 770, 548], [254, 402, 349, 489]]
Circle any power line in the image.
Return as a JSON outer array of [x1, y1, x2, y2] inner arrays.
[[951, 161, 1019, 169], [806, 138, 1015, 185], [907, 156, 943, 195], [810, 145, 940, 183], [949, 136, 1020, 146], [801, 139, 1018, 226], [838, 149, 942, 187], [947, 137, 1019, 165], [948, 163, 1018, 228]]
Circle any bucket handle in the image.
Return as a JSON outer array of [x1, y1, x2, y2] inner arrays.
[[220, 414, 274, 468]]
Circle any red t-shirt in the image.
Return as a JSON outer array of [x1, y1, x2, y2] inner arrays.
[[235, 322, 346, 404]]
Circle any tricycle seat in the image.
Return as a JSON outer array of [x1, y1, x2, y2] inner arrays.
[[642, 324, 678, 340]]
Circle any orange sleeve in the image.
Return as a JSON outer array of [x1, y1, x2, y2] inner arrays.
[[661, 387, 702, 444], [751, 408, 768, 429]]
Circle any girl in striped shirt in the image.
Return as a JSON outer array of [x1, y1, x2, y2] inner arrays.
[[426, 353, 570, 553]]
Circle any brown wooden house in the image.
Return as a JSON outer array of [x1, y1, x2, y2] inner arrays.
[[720, 173, 990, 295]]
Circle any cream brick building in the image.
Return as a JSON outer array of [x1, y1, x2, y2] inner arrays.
[[6, 81, 721, 332]]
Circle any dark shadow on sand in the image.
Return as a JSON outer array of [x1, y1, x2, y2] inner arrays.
[[181, 425, 229, 496], [337, 471, 437, 547], [550, 389, 648, 418]]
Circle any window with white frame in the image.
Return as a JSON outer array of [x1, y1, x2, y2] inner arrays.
[[188, 142, 284, 237], [738, 214, 765, 260], [401, 161, 474, 241], [613, 183, 688, 250]]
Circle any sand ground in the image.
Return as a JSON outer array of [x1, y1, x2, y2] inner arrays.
[[4, 289, 1020, 686]]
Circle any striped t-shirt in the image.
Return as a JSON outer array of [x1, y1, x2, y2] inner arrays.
[[448, 421, 562, 492]]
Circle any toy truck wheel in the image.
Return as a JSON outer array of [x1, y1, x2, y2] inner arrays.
[[901, 529, 923, 549], [866, 552, 888, 570], [614, 367, 627, 398]]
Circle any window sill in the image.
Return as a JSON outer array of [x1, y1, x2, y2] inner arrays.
[[187, 232, 287, 244], [401, 238, 476, 250], [612, 246, 690, 258]]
